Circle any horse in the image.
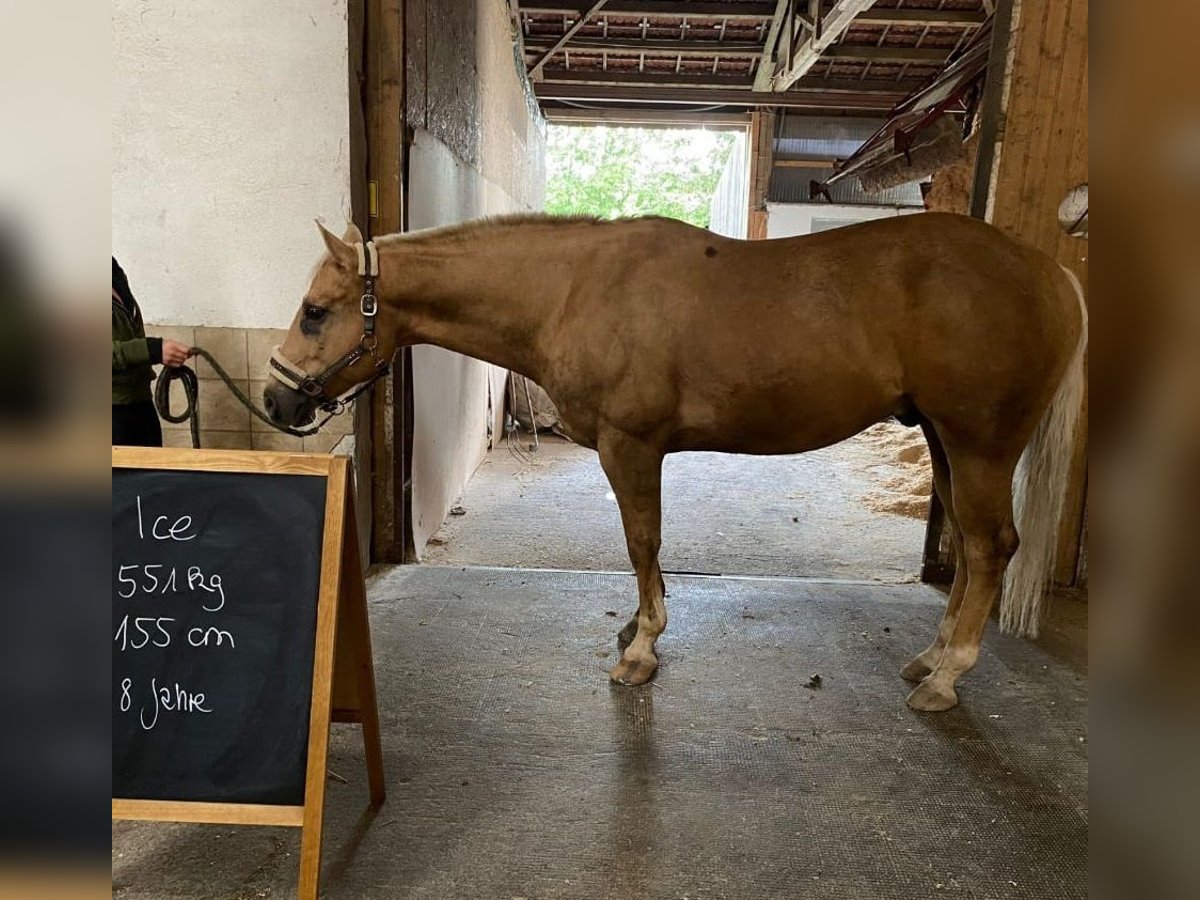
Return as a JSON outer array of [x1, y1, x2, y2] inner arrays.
[[263, 213, 1087, 712]]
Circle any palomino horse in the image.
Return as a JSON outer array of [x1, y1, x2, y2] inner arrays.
[[264, 214, 1086, 712]]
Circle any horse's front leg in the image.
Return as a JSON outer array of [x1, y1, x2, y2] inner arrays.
[[598, 429, 666, 686]]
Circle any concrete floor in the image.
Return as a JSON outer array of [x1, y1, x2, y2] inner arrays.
[[112, 566, 1088, 900], [424, 433, 929, 581]]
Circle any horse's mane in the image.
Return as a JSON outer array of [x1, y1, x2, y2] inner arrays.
[[374, 212, 671, 246]]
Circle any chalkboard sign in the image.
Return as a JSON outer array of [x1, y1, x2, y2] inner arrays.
[[112, 467, 326, 804], [111, 448, 384, 900]]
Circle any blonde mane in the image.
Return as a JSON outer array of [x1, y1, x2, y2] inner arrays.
[[373, 213, 667, 246]]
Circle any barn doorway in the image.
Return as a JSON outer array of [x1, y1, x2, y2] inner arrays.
[[422, 122, 933, 582]]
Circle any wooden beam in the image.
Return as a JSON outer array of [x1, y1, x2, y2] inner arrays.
[[825, 45, 949, 64], [364, 0, 411, 564], [771, 0, 876, 91], [774, 158, 836, 168], [747, 108, 776, 239], [540, 70, 757, 89], [530, 42, 950, 68], [798, 75, 929, 94], [969, 0, 1016, 218], [544, 106, 751, 128], [527, 0, 608, 78], [524, 38, 765, 57], [753, 0, 792, 91], [518, 2, 985, 26], [539, 68, 926, 95], [534, 81, 906, 110], [856, 9, 988, 27], [520, 1, 775, 18]]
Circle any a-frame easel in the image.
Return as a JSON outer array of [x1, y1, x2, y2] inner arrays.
[[111, 449, 385, 900]]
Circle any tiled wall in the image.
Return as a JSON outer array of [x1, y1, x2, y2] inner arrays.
[[149, 325, 355, 454]]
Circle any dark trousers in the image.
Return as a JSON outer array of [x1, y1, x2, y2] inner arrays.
[[112, 401, 162, 447]]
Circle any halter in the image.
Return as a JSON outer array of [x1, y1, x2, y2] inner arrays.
[[268, 240, 391, 419]]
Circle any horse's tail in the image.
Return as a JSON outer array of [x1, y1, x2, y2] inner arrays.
[[1000, 266, 1088, 637]]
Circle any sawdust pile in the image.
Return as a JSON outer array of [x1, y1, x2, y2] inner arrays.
[[847, 422, 934, 519]]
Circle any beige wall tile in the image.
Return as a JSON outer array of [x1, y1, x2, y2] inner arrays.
[[161, 428, 194, 448], [247, 328, 291, 381], [197, 378, 251, 432], [194, 327, 248, 380], [320, 406, 355, 437], [198, 430, 252, 451], [302, 430, 344, 454], [252, 430, 307, 453], [147, 324, 195, 348]]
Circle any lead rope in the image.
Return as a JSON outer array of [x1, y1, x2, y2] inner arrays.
[[154, 348, 342, 449]]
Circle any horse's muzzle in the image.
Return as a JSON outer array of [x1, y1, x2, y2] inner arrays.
[[263, 380, 318, 427]]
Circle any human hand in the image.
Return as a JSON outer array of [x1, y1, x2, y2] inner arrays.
[[161, 339, 191, 367]]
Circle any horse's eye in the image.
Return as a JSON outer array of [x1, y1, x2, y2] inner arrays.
[[303, 305, 327, 322]]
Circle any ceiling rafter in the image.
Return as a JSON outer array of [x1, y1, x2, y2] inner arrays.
[[520, 2, 986, 28], [770, 0, 876, 91], [525, 38, 766, 56], [528, 0, 609, 78], [522, 1, 776, 19], [753, 0, 792, 91], [535, 80, 907, 110], [516, 1, 988, 111]]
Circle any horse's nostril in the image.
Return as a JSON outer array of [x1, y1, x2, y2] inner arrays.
[[263, 393, 277, 417]]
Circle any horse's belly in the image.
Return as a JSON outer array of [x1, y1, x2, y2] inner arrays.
[[669, 418, 886, 455], [669, 379, 901, 455]]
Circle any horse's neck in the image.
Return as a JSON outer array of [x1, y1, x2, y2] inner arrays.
[[378, 231, 565, 379]]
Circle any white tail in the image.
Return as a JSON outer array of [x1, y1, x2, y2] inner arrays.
[[1000, 267, 1088, 637]]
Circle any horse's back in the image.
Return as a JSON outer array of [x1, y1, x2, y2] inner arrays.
[[552, 214, 1080, 453]]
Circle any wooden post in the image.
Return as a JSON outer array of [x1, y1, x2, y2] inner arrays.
[[364, 0, 415, 563], [747, 108, 776, 239]]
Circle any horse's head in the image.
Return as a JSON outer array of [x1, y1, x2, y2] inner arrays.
[[263, 222, 394, 427]]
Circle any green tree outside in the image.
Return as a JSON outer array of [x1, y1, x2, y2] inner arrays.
[[544, 125, 738, 228]]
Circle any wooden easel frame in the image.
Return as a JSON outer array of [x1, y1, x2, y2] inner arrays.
[[111, 448, 385, 900]]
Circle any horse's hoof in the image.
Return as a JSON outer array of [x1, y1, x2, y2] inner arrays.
[[610, 655, 657, 686], [616, 619, 638, 654], [900, 657, 934, 683], [905, 679, 959, 712]]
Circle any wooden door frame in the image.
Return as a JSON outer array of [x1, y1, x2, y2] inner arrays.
[[350, 0, 416, 564]]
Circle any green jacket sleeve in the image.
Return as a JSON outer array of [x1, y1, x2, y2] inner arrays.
[[113, 337, 162, 371]]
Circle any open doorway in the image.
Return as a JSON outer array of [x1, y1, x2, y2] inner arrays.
[[424, 122, 933, 582]]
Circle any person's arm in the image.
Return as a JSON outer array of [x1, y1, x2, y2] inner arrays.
[[112, 336, 163, 371]]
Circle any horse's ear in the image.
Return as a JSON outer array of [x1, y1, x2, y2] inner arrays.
[[315, 220, 356, 270], [341, 221, 365, 245]]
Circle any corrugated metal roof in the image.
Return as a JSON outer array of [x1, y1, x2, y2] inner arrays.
[[767, 166, 923, 207], [769, 115, 923, 207], [775, 115, 886, 160]]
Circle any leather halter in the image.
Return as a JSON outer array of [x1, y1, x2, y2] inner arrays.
[[269, 240, 391, 415]]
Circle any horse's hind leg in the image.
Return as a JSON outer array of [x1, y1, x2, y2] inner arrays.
[[598, 429, 667, 686], [907, 446, 1020, 712], [901, 423, 966, 683]]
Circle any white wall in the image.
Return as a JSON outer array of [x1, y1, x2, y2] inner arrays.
[[708, 132, 749, 239], [765, 202, 920, 238], [406, 0, 546, 556], [407, 131, 531, 552], [112, 0, 351, 329]]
